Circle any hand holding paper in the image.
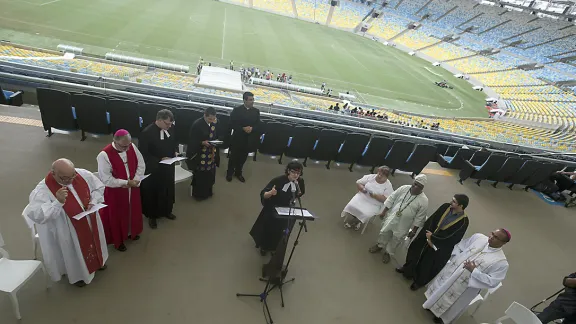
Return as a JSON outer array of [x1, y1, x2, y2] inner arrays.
[[73, 203, 107, 220]]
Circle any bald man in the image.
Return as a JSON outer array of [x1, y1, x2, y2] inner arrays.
[[24, 159, 108, 287], [97, 129, 145, 252]]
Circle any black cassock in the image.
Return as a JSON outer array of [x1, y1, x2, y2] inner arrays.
[[402, 203, 469, 287], [249, 175, 306, 252], [186, 117, 221, 200], [138, 123, 177, 219]]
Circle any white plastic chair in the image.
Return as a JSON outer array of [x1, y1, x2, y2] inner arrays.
[[342, 214, 377, 235], [0, 247, 51, 319], [468, 282, 503, 316], [176, 144, 193, 184], [490, 301, 543, 324]]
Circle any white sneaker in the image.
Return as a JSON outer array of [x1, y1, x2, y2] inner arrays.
[[354, 223, 362, 231], [344, 223, 352, 229]]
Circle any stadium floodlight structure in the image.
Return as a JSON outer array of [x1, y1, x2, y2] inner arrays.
[[104, 53, 189, 73], [57, 44, 83, 55]]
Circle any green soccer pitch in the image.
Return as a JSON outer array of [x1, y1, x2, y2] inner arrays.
[[1, 0, 488, 117]]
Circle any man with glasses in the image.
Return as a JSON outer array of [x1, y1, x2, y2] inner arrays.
[[250, 161, 305, 256], [97, 129, 145, 251], [226, 91, 260, 183], [397, 194, 469, 291], [423, 229, 511, 324], [24, 158, 108, 287], [139, 109, 178, 229]]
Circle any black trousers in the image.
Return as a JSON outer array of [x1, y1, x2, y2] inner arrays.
[[538, 301, 576, 324], [550, 173, 575, 192], [227, 147, 249, 176]]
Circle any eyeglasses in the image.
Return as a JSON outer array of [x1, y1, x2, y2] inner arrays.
[[58, 172, 77, 181], [288, 170, 301, 175]]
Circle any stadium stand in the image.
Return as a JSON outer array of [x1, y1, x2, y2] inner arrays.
[[548, 62, 576, 76], [367, 14, 409, 40], [330, 1, 373, 29], [394, 0, 429, 21], [393, 27, 440, 49], [294, 0, 330, 23], [459, 5, 508, 33], [420, 42, 475, 61], [252, 0, 295, 16]]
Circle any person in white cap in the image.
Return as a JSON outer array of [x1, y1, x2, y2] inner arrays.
[[369, 174, 429, 264]]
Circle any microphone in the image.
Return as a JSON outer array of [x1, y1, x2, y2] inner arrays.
[[290, 181, 297, 207]]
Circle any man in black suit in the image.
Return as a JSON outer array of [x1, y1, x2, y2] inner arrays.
[[226, 92, 260, 183]]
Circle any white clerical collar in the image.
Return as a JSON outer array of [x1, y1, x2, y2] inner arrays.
[[282, 181, 297, 192], [160, 129, 170, 140], [483, 244, 502, 253]]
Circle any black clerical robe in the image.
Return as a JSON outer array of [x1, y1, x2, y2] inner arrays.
[[227, 104, 260, 175], [138, 123, 177, 219], [186, 117, 220, 199], [249, 175, 306, 251], [402, 203, 469, 287]]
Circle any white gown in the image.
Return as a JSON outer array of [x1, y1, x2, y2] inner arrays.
[[423, 233, 509, 323], [23, 168, 109, 285], [342, 174, 394, 223]]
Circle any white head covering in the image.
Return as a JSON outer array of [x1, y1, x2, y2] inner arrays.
[[414, 174, 428, 186]]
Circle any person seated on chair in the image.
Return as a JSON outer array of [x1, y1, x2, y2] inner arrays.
[[550, 170, 576, 194], [341, 166, 393, 231], [537, 273, 576, 324]]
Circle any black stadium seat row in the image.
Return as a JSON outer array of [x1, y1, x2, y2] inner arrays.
[[36, 88, 572, 192]]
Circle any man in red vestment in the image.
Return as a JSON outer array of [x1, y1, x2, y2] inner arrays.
[[25, 158, 108, 287], [97, 129, 146, 252]]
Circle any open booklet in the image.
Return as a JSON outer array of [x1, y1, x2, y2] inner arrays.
[[159, 156, 187, 165], [73, 203, 107, 220]]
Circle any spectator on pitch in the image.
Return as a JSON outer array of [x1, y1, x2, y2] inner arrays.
[[321, 82, 326, 91], [230, 60, 234, 70]]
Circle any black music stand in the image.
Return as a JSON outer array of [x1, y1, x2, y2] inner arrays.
[[236, 204, 316, 324]]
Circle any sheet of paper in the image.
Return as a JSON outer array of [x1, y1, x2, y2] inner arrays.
[[138, 174, 151, 181], [209, 140, 224, 145], [275, 207, 315, 218], [159, 156, 187, 165], [73, 203, 107, 220]]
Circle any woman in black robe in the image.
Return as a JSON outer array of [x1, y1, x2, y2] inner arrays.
[[186, 107, 220, 200], [396, 194, 470, 290], [250, 161, 305, 256]]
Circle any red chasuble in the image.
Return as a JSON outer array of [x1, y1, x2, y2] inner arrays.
[[44, 172, 104, 274], [100, 144, 143, 248]]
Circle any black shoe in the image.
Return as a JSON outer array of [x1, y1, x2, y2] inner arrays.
[[74, 281, 87, 287], [116, 244, 127, 252], [165, 213, 176, 220], [410, 282, 421, 291], [131, 235, 140, 241], [236, 174, 246, 183], [99, 265, 108, 271], [149, 218, 158, 229], [395, 267, 405, 274], [260, 249, 267, 256], [433, 317, 443, 324], [226, 174, 233, 182]]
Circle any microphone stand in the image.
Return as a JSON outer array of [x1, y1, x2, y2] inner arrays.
[[236, 181, 304, 324], [282, 181, 307, 279]]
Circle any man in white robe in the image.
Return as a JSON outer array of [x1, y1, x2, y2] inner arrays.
[[24, 158, 108, 287], [369, 174, 429, 264], [423, 229, 511, 324]]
